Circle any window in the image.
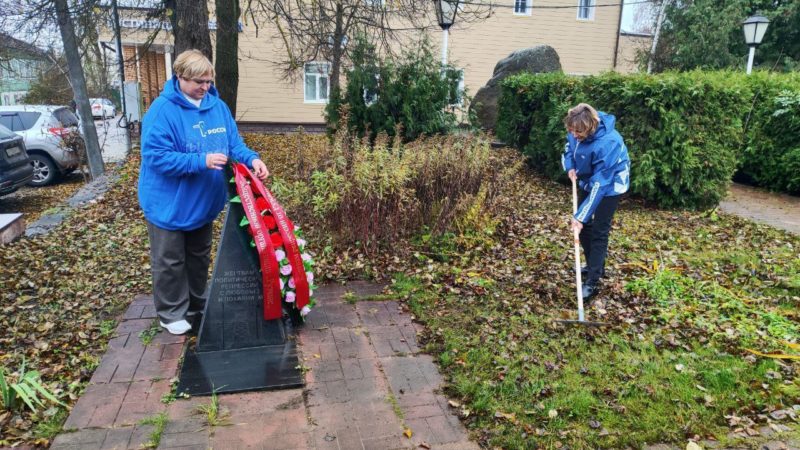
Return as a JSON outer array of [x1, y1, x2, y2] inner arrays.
[[577, 0, 595, 20], [0, 114, 24, 132], [17, 112, 41, 130], [0, 124, 15, 139], [53, 108, 78, 128], [514, 0, 531, 15], [304, 62, 331, 103]]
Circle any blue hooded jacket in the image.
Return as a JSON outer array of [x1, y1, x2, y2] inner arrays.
[[138, 76, 258, 231], [561, 112, 630, 223]]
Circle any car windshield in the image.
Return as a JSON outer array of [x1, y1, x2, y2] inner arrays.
[[53, 108, 79, 127], [0, 123, 15, 140]]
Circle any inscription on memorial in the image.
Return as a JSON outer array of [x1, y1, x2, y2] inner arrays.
[[215, 270, 260, 304]]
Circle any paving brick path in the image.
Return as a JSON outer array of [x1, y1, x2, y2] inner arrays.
[[51, 281, 477, 450], [720, 182, 800, 235]]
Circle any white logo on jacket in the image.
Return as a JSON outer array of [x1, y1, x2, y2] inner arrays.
[[192, 121, 226, 138]]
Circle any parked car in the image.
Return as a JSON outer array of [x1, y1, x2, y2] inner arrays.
[[0, 105, 82, 186], [90, 98, 116, 119], [0, 123, 34, 197]]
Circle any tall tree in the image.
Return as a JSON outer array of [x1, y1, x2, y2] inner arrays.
[[215, 0, 240, 113], [54, 0, 105, 179], [166, 0, 213, 61]]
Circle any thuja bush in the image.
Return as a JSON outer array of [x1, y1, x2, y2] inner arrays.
[[498, 71, 743, 209], [326, 36, 463, 143], [737, 72, 800, 194]]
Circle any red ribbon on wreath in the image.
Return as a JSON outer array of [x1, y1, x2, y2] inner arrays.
[[233, 163, 311, 312], [233, 164, 282, 320]]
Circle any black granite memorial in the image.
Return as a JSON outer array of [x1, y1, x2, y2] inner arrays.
[[177, 175, 304, 396]]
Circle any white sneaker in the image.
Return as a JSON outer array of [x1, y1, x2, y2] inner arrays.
[[159, 319, 192, 335]]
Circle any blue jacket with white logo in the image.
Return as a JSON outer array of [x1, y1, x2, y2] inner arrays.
[[561, 112, 630, 223], [138, 76, 258, 231]]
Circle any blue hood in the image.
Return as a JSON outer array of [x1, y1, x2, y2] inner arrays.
[[582, 112, 616, 144]]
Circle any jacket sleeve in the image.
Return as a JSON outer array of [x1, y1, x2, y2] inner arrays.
[[561, 134, 576, 172], [225, 106, 258, 166], [141, 113, 206, 176]]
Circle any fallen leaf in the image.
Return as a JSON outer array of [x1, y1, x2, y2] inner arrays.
[[404, 428, 413, 438]]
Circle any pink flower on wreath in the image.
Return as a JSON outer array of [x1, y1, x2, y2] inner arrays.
[[280, 264, 292, 276], [275, 249, 286, 261], [306, 271, 314, 284], [279, 278, 285, 290], [301, 253, 312, 261], [297, 238, 307, 248], [301, 305, 311, 317], [288, 277, 296, 289], [285, 291, 296, 303]]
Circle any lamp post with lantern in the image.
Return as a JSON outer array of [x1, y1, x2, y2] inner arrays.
[[433, 0, 459, 66], [742, 15, 770, 74]]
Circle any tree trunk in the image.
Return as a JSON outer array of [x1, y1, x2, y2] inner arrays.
[[330, 3, 345, 97], [648, 0, 672, 74], [172, 0, 213, 62], [54, 0, 105, 180], [215, 0, 240, 113]]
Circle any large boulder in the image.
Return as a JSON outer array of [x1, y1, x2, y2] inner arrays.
[[471, 45, 562, 131]]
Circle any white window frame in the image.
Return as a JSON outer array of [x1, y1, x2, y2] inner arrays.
[[303, 62, 331, 104], [577, 0, 596, 21], [513, 0, 531, 16]]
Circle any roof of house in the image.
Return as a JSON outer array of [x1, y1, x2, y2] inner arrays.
[[0, 32, 49, 61]]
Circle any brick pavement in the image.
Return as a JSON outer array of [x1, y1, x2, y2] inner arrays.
[[51, 282, 478, 450]]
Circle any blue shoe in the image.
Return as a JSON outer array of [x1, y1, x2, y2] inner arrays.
[[582, 283, 598, 299]]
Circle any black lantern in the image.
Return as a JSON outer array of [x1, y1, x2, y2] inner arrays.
[[434, 0, 459, 31]]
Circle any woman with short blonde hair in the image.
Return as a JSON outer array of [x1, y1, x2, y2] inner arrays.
[[172, 49, 215, 80], [138, 49, 269, 335]]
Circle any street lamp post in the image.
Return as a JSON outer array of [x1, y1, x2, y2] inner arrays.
[[434, 0, 459, 66], [742, 15, 770, 75]]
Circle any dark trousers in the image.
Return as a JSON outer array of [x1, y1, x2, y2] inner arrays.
[[577, 191, 621, 285], [146, 220, 213, 324]]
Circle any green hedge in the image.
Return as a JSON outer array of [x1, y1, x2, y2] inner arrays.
[[737, 72, 800, 194], [497, 71, 800, 208]]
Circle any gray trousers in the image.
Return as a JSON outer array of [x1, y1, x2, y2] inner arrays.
[[146, 220, 213, 324]]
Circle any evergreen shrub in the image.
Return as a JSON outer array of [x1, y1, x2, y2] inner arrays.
[[326, 37, 463, 143], [737, 72, 800, 194]]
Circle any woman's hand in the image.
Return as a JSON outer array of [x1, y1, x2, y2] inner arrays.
[[252, 159, 270, 181], [206, 153, 228, 170], [568, 169, 577, 182], [571, 217, 583, 232]]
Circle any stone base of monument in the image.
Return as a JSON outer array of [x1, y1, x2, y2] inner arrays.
[[177, 200, 304, 396], [0, 213, 25, 245]]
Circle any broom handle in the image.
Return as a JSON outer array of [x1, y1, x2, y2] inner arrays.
[[572, 178, 585, 322]]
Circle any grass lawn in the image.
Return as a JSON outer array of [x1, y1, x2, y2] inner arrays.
[[386, 165, 800, 448]]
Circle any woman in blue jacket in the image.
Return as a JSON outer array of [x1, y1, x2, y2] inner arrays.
[[561, 103, 630, 299], [139, 49, 270, 335]]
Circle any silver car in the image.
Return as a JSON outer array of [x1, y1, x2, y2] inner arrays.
[[0, 105, 83, 186]]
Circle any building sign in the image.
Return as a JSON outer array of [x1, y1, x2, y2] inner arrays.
[[114, 18, 243, 32]]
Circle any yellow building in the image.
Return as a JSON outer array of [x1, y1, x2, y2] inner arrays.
[[100, 1, 652, 130]]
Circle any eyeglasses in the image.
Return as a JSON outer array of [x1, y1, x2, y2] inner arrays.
[[182, 76, 214, 86]]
